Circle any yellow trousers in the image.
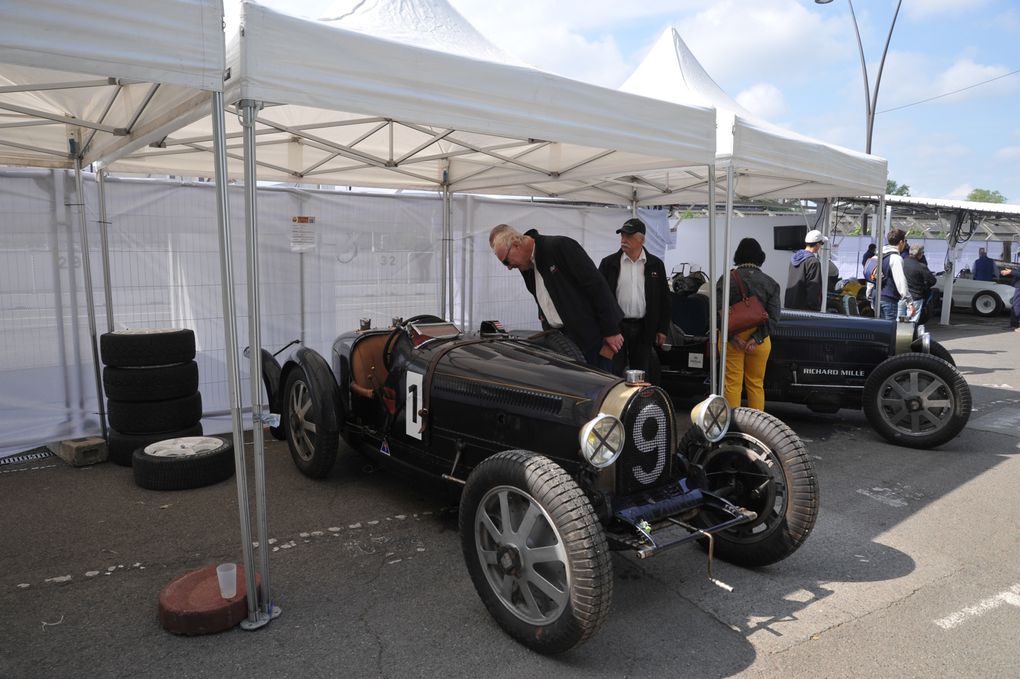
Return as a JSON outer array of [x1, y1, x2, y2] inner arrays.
[[721, 329, 772, 411]]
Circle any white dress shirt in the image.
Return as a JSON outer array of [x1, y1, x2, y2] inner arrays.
[[532, 252, 564, 327], [616, 250, 646, 319]]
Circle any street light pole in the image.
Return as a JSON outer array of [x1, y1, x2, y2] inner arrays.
[[816, 0, 902, 154]]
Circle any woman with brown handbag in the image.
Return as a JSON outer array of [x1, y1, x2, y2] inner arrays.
[[716, 238, 782, 410]]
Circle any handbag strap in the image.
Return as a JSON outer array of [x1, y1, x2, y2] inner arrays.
[[730, 269, 751, 301]]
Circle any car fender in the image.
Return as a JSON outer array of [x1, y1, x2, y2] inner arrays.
[[280, 347, 345, 433]]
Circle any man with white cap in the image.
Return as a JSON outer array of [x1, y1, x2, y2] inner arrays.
[[784, 229, 828, 311]]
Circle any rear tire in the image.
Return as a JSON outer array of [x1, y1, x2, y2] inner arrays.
[[283, 358, 342, 478], [971, 291, 1003, 317], [863, 353, 971, 448]]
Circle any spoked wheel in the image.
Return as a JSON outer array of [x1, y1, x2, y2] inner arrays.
[[863, 353, 971, 449], [282, 351, 343, 478], [460, 451, 611, 654], [680, 408, 818, 567]]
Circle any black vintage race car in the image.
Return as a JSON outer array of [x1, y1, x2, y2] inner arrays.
[[658, 271, 972, 449], [260, 315, 818, 654]]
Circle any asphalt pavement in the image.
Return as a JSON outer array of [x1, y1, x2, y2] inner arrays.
[[1, 311, 1018, 679]]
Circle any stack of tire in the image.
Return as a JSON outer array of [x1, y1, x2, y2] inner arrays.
[[100, 329, 233, 491]]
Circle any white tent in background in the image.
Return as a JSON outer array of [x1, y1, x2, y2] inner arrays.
[[620, 27, 887, 202], [110, 1, 717, 205], [0, 0, 224, 168], [0, 0, 272, 630]]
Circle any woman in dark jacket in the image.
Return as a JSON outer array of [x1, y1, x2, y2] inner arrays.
[[716, 238, 782, 410]]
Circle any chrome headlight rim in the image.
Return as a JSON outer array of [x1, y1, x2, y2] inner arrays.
[[579, 413, 625, 469], [691, 394, 730, 443]]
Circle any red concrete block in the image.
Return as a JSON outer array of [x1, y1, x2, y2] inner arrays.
[[158, 563, 261, 635]]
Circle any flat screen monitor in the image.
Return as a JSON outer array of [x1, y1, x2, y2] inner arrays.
[[774, 224, 807, 251]]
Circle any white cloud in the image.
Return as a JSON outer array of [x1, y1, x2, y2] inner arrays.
[[996, 146, 1020, 161], [905, 0, 992, 20], [735, 83, 787, 120], [945, 182, 974, 200], [933, 56, 1018, 103], [675, 0, 851, 87]]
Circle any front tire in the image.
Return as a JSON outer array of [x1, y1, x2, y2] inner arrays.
[[863, 353, 971, 448], [682, 408, 818, 567], [460, 451, 612, 654], [283, 357, 342, 478]]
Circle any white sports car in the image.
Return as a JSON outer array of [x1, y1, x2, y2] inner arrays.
[[932, 272, 1015, 316]]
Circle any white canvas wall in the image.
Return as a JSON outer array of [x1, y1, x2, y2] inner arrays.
[[0, 169, 667, 456]]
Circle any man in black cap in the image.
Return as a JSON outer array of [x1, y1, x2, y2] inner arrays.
[[598, 217, 670, 383]]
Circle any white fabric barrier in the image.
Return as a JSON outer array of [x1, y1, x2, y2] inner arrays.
[[0, 168, 666, 456]]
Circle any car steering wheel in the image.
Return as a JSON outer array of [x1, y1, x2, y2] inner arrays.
[[382, 314, 445, 370]]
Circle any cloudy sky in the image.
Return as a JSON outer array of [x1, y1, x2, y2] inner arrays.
[[446, 0, 1019, 203]]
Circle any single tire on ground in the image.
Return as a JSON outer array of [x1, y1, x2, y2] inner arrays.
[[680, 407, 819, 567], [460, 450, 612, 654], [863, 353, 971, 449], [132, 436, 234, 491], [103, 361, 199, 402], [107, 423, 204, 466], [100, 329, 196, 368], [107, 392, 203, 434]]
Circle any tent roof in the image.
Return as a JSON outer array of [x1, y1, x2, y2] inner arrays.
[[620, 27, 887, 201], [109, 1, 716, 203], [0, 0, 225, 168]]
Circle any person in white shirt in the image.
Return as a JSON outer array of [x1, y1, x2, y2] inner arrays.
[[598, 218, 670, 383]]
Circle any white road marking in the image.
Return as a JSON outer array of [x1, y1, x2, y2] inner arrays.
[[856, 488, 908, 508], [935, 584, 1020, 630]]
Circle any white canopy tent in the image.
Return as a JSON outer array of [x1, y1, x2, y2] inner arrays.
[[110, 2, 717, 203], [620, 27, 887, 203], [620, 26, 890, 359], [0, 0, 273, 629], [107, 0, 723, 383]]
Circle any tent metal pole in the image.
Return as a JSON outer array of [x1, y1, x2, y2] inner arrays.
[[940, 211, 965, 325], [819, 199, 832, 313], [445, 185, 453, 321], [96, 170, 114, 332], [211, 92, 260, 628], [873, 195, 888, 318], [73, 158, 107, 440], [718, 166, 735, 396], [240, 98, 276, 629], [707, 166, 718, 394], [441, 166, 451, 320]]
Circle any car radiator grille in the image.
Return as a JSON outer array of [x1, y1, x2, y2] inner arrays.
[[615, 388, 673, 496]]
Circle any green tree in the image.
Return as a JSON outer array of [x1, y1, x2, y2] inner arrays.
[[966, 188, 1006, 203], [886, 179, 910, 196]]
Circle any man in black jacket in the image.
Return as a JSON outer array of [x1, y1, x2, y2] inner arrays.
[[900, 244, 936, 322], [598, 217, 670, 383], [490, 223, 623, 369]]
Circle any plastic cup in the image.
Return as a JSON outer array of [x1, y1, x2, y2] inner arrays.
[[216, 563, 237, 599]]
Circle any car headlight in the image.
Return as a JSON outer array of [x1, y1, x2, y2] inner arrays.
[[690, 394, 730, 443], [579, 414, 625, 468]]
